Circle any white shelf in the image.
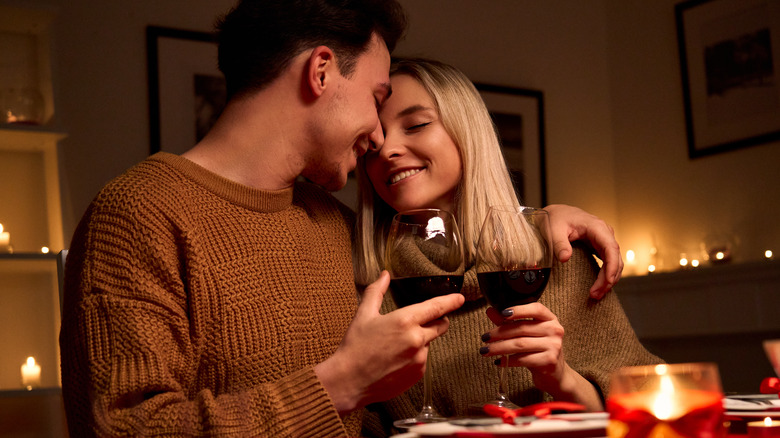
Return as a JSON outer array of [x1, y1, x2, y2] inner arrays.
[[0, 4, 64, 400]]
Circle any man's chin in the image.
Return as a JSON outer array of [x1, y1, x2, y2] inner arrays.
[[316, 174, 349, 192]]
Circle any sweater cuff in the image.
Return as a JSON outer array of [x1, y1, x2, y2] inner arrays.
[[268, 367, 346, 436]]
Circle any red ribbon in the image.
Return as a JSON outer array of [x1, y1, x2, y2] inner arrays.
[[606, 400, 723, 438], [761, 377, 780, 396], [482, 401, 586, 424]]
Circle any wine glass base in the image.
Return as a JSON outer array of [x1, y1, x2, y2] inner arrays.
[[467, 398, 521, 416], [393, 414, 449, 430]]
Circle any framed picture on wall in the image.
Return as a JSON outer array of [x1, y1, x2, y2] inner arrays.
[[475, 83, 547, 208], [146, 26, 226, 155], [675, 0, 780, 158]]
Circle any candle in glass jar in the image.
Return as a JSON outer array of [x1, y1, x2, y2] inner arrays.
[[21, 356, 41, 389], [749, 417, 780, 438]]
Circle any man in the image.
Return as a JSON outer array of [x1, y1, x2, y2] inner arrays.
[[61, 1, 459, 436], [60, 1, 620, 436]]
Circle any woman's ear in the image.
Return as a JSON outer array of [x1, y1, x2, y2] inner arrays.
[[306, 46, 335, 98]]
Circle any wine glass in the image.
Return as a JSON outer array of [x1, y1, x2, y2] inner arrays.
[[385, 209, 465, 428], [472, 206, 553, 410]]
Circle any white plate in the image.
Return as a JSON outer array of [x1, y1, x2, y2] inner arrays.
[[724, 395, 780, 411], [408, 414, 608, 437]]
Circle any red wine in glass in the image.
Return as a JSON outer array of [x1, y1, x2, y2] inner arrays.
[[391, 275, 465, 308], [477, 267, 551, 311]]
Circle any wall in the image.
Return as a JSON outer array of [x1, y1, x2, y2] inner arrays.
[[606, 0, 780, 271]]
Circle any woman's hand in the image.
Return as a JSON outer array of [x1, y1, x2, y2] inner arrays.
[[480, 304, 604, 411], [543, 204, 622, 299]]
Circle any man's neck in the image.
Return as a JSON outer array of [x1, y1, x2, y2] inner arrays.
[[182, 87, 306, 191]]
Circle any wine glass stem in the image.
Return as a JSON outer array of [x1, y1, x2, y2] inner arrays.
[[418, 350, 440, 420], [497, 354, 511, 402]]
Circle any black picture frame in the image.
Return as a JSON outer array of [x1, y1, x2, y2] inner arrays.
[[675, 0, 780, 158], [474, 83, 547, 207], [146, 26, 224, 155]]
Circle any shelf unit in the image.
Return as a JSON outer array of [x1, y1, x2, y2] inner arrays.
[[0, 2, 65, 403]]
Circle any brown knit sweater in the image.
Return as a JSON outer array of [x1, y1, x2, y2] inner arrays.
[[362, 245, 663, 437], [60, 153, 364, 437]]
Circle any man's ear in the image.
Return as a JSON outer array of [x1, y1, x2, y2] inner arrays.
[[306, 46, 336, 98]]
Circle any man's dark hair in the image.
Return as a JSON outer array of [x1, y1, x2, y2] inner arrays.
[[216, 0, 407, 99]]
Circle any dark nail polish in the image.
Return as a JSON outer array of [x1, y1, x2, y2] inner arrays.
[[481, 332, 491, 342], [479, 346, 490, 355], [501, 308, 514, 317]]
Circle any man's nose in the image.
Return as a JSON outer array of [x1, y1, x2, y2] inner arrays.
[[368, 119, 384, 152]]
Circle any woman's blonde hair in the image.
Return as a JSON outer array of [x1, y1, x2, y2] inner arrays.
[[353, 58, 522, 287]]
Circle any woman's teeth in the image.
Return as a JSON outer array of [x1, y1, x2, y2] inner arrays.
[[390, 168, 423, 184]]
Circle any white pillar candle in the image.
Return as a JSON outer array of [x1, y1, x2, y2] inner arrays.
[[21, 356, 41, 389]]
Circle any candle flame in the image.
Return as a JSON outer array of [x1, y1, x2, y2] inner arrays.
[[715, 251, 725, 260], [765, 417, 773, 427], [652, 374, 676, 420], [26, 357, 36, 367], [626, 250, 635, 263], [0, 223, 3, 233]]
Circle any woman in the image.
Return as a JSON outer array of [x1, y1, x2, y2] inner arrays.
[[354, 59, 662, 435]]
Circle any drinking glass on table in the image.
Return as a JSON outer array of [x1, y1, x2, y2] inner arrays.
[[470, 206, 554, 411], [606, 362, 724, 438], [386, 209, 465, 428]]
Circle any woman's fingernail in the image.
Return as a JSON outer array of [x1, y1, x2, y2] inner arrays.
[[479, 346, 490, 355], [501, 308, 514, 317], [481, 332, 491, 342]]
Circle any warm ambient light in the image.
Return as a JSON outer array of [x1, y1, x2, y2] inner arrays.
[[679, 257, 688, 267], [40, 246, 49, 254], [767, 250, 774, 260], [691, 259, 700, 267], [626, 250, 635, 263], [648, 264, 656, 273], [715, 251, 726, 261]]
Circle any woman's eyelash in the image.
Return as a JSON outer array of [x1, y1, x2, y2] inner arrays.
[[408, 122, 431, 130]]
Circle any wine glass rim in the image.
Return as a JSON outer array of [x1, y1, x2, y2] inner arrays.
[[488, 205, 548, 214], [392, 208, 455, 222]]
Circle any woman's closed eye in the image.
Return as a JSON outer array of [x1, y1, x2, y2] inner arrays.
[[406, 122, 431, 132]]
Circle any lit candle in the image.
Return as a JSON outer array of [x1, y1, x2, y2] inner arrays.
[[748, 417, 780, 438], [0, 223, 10, 250], [21, 356, 41, 390], [767, 250, 775, 261]]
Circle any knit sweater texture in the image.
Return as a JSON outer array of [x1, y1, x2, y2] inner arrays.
[[60, 152, 363, 437], [362, 245, 663, 437]]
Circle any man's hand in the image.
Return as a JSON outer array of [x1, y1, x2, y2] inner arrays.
[[315, 271, 465, 414], [543, 204, 622, 299]]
